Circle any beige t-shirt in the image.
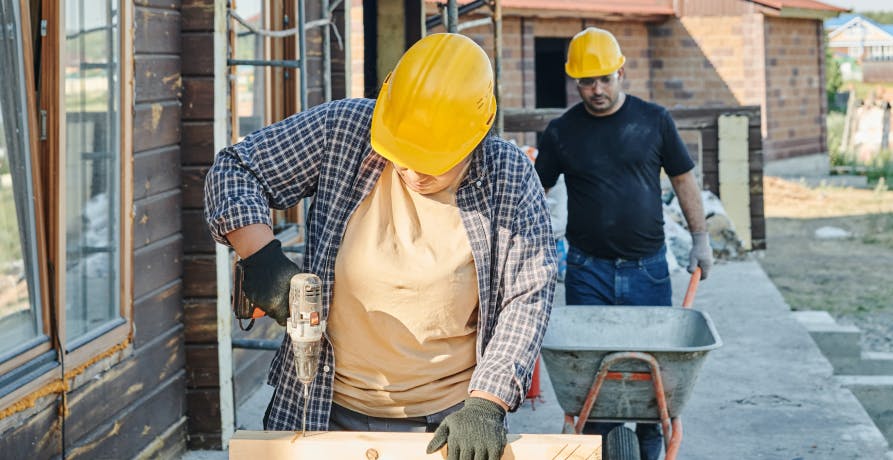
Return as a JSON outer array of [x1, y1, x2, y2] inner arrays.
[[328, 163, 479, 418]]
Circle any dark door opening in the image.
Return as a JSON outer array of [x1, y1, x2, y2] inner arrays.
[[535, 37, 569, 108]]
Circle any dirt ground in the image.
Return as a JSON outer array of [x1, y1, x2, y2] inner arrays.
[[756, 176, 893, 352]]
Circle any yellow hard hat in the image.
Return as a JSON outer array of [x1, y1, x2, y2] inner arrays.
[[371, 33, 496, 176], [565, 27, 626, 79]]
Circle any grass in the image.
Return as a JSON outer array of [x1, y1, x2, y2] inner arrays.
[[826, 110, 893, 184], [841, 80, 893, 101]]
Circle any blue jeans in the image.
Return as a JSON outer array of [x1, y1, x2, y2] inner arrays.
[[564, 244, 671, 460]]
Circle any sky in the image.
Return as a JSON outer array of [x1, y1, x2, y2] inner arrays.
[[822, 0, 893, 11]]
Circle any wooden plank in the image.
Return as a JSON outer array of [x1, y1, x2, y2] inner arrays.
[[66, 373, 186, 460], [0, 403, 62, 459], [134, 189, 182, 249], [134, 101, 181, 152], [182, 121, 215, 165], [183, 255, 217, 297], [502, 106, 760, 133], [182, 166, 209, 209], [187, 388, 221, 434], [182, 33, 214, 77], [186, 345, 219, 388], [135, 56, 181, 103], [133, 280, 183, 349], [718, 115, 752, 250], [134, 6, 181, 55], [182, 0, 215, 32], [189, 432, 223, 450], [183, 77, 215, 121], [134, 416, 187, 460], [229, 432, 602, 459], [184, 298, 217, 343], [183, 210, 215, 254], [133, 146, 182, 200], [133, 235, 183, 299], [134, 0, 182, 8], [65, 327, 185, 443]]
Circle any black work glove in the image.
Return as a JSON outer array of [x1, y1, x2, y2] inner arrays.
[[426, 397, 507, 460], [238, 239, 302, 326]]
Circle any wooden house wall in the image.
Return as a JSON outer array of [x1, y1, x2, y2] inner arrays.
[[180, 0, 224, 450], [1, 1, 188, 458], [64, 0, 188, 457]]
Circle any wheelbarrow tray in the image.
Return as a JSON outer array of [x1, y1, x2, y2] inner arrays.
[[541, 305, 722, 422]]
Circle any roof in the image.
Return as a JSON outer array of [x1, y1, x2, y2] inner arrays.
[[749, 0, 847, 12], [493, 0, 675, 15], [827, 14, 893, 45], [748, 0, 848, 19], [424, 0, 675, 18], [825, 12, 858, 29]]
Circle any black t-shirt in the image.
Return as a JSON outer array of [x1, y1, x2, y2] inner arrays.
[[535, 95, 694, 259]]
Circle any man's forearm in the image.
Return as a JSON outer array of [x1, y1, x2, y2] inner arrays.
[[670, 170, 707, 233], [226, 223, 275, 259]]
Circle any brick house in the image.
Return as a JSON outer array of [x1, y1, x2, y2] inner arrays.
[[826, 13, 893, 83], [427, 0, 846, 161]]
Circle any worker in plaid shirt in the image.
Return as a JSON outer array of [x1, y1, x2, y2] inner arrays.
[[204, 33, 556, 460]]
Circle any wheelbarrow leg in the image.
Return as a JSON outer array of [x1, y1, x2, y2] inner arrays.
[[571, 351, 682, 459], [665, 417, 683, 460]]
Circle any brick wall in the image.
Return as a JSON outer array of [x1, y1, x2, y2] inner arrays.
[[461, 17, 649, 146], [650, 15, 764, 109], [763, 17, 824, 160]]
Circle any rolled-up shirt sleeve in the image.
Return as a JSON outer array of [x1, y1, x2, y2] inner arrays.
[[204, 103, 330, 246]]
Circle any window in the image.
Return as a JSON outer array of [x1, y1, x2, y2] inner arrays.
[[63, 0, 123, 347], [0, 0, 47, 364], [0, 0, 130, 407]]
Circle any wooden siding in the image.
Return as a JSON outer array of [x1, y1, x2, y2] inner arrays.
[[40, 1, 189, 458], [180, 0, 221, 448]]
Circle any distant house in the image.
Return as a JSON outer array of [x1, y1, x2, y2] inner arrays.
[[826, 14, 893, 62]]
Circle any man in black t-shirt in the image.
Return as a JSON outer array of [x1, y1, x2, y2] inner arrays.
[[535, 27, 713, 460]]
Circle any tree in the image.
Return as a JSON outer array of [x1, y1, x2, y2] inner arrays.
[[825, 39, 844, 112], [858, 11, 893, 25]]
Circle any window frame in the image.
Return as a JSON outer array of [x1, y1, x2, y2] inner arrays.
[[0, 0, 133, 413], [53, 0, 134, 362], [0, 0, 53, 384]]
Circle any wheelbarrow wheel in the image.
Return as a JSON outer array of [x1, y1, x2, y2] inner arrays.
[[604, 426, 641, 460]]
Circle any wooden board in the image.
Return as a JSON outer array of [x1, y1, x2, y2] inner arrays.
[[229, 431, 602, 460]]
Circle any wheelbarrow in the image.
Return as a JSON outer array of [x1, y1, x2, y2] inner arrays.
[[541, 269, 722, 460]]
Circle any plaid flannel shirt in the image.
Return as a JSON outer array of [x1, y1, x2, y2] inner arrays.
[[204, 98, 556, 431]]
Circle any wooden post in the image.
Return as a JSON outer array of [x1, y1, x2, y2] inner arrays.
[[718, 115, 752, 250], [229, 431, 601, 459]]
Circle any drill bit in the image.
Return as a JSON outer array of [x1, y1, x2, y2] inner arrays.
[[301, 384, 309, 437]]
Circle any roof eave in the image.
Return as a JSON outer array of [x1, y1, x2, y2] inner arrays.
[[778, 7, 847, 20], [501, 7, 674, 22]]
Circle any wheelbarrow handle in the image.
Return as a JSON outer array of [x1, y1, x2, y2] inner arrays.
[[682, 267, 701, 309]]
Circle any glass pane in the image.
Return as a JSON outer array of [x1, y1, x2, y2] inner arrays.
[[64, 0, 121, 344], [234, 0, 265, 139], [0, 0, 45, 361]]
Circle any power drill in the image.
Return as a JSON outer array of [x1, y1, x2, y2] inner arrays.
[[286, 273, 325, 436]]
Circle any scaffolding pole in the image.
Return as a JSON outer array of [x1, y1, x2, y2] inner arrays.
[[492, 0, 503, 136]]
